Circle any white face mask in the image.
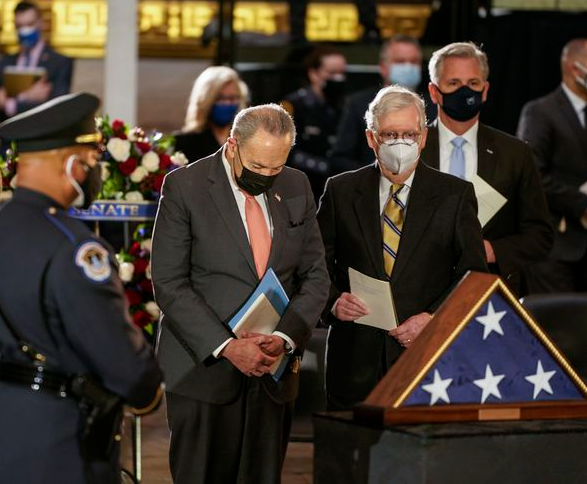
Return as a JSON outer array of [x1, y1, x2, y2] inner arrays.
[[377, 140, 420, 175], [65, 155, 85, 207]]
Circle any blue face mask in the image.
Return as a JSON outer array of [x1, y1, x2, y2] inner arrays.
[[210, 103, 239, 127], [388, 63, 421, 90], [17, 26, 41, 49]]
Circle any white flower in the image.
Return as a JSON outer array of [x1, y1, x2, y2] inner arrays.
[[9, 174, 17, 189], [171, 151, 188, 166], [140, 238, 152, 253], [141, 151, 160, 172], [145, 301, 160, 320], [119, 262, 135, 282], [130, 166, 149, 183], [114, 191, 124, 200], [107, 137, 131, 162], [124, 191, 144, 202], [128, 130, 138, 142], [100, 162, 110, 181]]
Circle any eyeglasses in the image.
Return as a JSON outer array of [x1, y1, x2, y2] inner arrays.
[[216, 95, 241, 104], [375, 130, 421, 145]]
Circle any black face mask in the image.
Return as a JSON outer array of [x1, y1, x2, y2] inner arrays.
[[439, 85, 484, 122], [80, 163, 103, 209], [323, 78, 346, 106], [234, 146, 278, 196]]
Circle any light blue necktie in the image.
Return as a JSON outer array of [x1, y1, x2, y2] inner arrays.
[[449, 136, 466, 179]]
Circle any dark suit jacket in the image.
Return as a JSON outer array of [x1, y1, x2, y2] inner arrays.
[[517, 86, 587, 262], [0, 43, 73, 119], [317, 162, 487, 404], [329, 86, 437, 174], [422, 123, 553, 290], [152, 149, 329, 405]]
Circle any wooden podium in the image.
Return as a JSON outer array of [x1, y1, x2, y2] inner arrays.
[[313, 272, 587, 484]]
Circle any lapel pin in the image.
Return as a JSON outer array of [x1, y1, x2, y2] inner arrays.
[[274, 193, 281, 202], [486, 149, 494, 154]]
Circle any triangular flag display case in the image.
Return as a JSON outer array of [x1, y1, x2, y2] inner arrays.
[[355, 271, 587, 426]]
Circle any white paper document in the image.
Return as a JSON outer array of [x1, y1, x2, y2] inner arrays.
[[231, 293, 284, 375], [471, 175, 508, 227], [348, 267, 397, 331]]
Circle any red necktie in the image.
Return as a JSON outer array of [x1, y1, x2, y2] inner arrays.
[[241, 191, 272, 277]]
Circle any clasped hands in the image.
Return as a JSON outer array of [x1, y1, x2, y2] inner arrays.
[[334, 292, 432, 348], [221, 332, 285, 377]]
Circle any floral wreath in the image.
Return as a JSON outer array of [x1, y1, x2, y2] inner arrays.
[[97, 116, 188, 202]]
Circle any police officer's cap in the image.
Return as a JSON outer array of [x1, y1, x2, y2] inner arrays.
[[0, 92, 101, 152]]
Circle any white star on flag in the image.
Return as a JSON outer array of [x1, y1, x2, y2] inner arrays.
[[475, 301, 507, 340], [525, 360, 556, 399], [473, 364, 505, 403], [421, 369, 453, 405]]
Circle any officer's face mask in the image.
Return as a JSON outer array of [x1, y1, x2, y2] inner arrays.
[[323, 74, 346, 106], [65, 155, 102, 209], [375, 137, 420, 175], [437, 85, 484, 122], [17, 26, 41, 49], [388, 63, 422, 90], [233, 144, 279, 196], [574, 62, 587, 91]]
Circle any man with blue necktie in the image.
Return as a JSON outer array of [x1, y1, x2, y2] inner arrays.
[[0, 1, 73, 120], [421, 42, 553, 296]]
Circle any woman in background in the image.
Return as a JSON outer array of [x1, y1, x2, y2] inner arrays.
[[175, 66, 249, 162]]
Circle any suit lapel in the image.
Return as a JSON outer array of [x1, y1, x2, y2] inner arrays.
[[352, 165, 387, 279], [207, 152, 257, 279], [266, 187, 287, 271], [555, 87, 587, 156], [476, 124, 497, 183], [391, 164, 439, 282]]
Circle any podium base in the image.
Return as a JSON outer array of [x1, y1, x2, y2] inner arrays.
[[313, 412, 587, 484]]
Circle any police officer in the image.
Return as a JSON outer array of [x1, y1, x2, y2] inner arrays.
[[282, 45, 347, 201], [0, 92, 163, 484]]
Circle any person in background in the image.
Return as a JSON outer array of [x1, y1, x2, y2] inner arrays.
[[0, 93, 162, 483], [422, 42, 553, 296], [152, 104, 328, 484], [329, 35, 435, 173], [282, 45, 347, 201], [0, 1, 73, 120], [174, 65, 249, 163], [517, 39, 587, 293], [317, 85, 486, 411]]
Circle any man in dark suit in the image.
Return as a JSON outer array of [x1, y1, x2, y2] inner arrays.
[[517, 39, 587, 292], [0, 1, 73, 120], [422, 42, 553, 295], [152, 104, 329, 484], [317, 85, 487, 411], [329, 35, 436, 174]]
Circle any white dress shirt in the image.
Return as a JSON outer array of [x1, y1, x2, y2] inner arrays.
[[437, 117, 479, 182], [213, 148, 295, 358], [379, 168, 415, 214], [562, 82, 587, 128]]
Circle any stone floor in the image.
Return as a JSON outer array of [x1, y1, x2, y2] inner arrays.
[[120, 399, 313, 484]]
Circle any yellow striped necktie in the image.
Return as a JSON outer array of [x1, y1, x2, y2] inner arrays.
[[382, 184, 405, 278]]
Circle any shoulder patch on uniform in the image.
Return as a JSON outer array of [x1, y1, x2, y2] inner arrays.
[[74, 241, 112, 283]]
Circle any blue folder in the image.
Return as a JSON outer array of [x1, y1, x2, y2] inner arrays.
[[228, 268, 290, 381]]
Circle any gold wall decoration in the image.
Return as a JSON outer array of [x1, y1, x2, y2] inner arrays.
[[0, 1, 432, 59]]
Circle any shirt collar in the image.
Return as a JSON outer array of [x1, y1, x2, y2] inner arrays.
[[437, 116, 479, 147], [379, 164, 416, 196], [561, 82, 587, 113]]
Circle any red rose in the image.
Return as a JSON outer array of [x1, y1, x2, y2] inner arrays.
[[125, 289, 142, 307], [129, 241, 141, 257], [132, 310, 152, 328], [118, 157, 138, 175], [139, 278, 153, 295], [112, 119, 126, 133], [159, 153, 172, 169], [133, 257, 149, 275], [153, 173, 165, 192], [136, 141, 151, 154]]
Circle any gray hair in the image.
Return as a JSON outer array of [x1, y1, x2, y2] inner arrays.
[[428, 42, 489, 85], [364, 85, 427, 132], [230, 103, 296, 146]]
